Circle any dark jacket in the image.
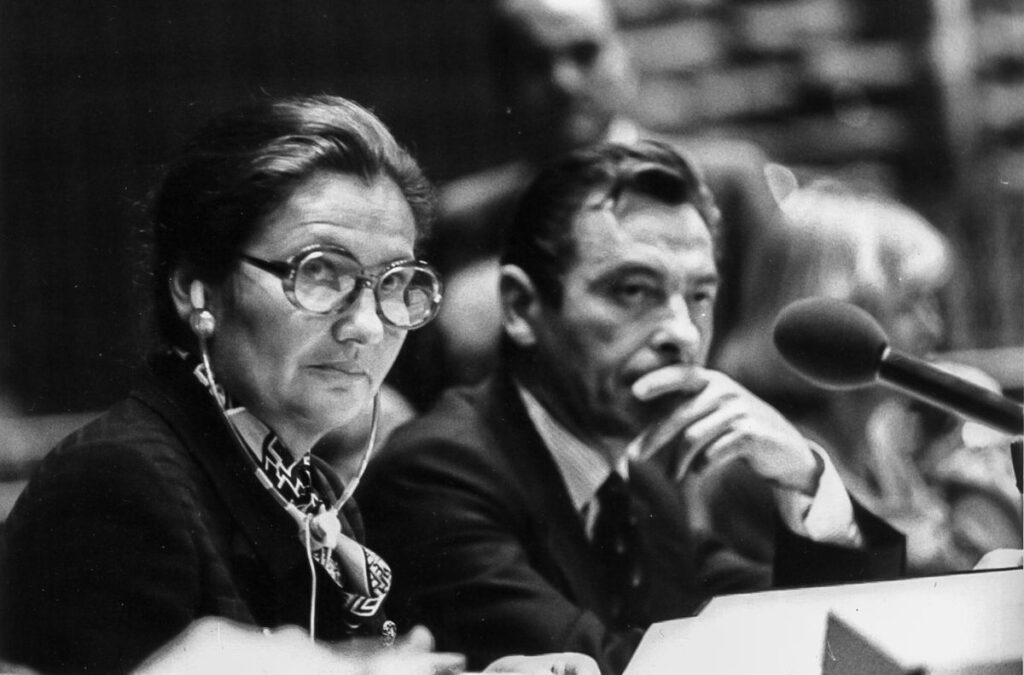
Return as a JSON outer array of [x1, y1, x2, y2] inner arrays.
[[0, 354, 382, 674], [360, 373, 905, 675]]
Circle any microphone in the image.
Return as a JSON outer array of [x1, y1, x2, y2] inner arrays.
[[772, 297, 1023, 436]]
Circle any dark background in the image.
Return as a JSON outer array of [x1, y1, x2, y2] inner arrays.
[[0, 0, 515, 412], [2, 0, 1021, 414]]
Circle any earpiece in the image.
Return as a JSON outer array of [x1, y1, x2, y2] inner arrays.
[[189, 280, 206, 310], [188, 280, 216, 339]]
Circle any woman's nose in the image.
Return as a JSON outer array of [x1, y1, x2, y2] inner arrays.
[[650, 295, 702, 360], [331, 286, 384, 347]]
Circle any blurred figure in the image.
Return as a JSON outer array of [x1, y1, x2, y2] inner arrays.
[[714, 177, 1023, 574], [390, 0, 780, 410]]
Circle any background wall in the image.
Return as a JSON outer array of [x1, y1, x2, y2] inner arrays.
[[1, 0, 1021, 414], [0, 0, 511, 413]]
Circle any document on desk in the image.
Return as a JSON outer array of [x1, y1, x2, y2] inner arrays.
[[624, 569, 1023, 675]]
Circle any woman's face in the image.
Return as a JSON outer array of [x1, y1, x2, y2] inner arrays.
[[207, 171, 416, 454]]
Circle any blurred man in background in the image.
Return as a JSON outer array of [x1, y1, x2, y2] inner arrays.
[[390, 0, 780, 410]]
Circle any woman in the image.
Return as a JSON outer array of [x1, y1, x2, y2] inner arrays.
[[714, 177, 1022, 574], [0, 95, 595, 675]]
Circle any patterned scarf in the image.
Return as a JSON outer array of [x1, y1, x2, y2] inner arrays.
[[190, 360, 393, 636]]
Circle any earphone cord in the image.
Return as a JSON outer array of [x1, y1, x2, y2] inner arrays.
[[195, 334, 382, 644], [303, 396, 379, 643], [328, 393, 380, 515], [304, 518, 318, 642]]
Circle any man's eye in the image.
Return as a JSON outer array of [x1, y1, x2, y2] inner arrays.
[[610, 280, 663, 307], [689, 289, 717, 312], [570, 41, 600, 67]]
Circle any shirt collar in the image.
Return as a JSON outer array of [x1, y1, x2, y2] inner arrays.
[[606, 117, 642, 144], [515, 382, 628, 514]]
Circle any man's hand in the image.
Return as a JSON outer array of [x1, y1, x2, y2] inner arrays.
[[633, 366, 822, 495]]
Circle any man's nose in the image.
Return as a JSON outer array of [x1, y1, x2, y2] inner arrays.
[[331, 286, 385, 348], [650, 295, 701, 360], [549, 57, 585, 95]]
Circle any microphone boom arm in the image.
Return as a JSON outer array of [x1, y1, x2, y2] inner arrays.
[[879, 348, 1024, 436]]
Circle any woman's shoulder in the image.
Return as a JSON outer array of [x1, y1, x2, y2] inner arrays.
[[11, 395, 204, 518], [54, 395, 190, 464]]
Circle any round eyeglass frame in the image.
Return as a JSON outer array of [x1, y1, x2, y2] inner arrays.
[[239, 244, 444, 330]]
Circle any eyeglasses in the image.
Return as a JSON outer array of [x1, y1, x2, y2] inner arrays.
[[240, 245, 443, 330]]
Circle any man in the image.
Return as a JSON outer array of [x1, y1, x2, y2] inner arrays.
[[389, 0, 780, 409], [361, 141, 905, 675]]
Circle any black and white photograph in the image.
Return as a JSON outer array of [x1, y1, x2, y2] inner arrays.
[[1, 0, 1021, 673]]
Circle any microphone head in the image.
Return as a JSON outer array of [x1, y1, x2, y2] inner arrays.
[[772, 297, 889, 390]]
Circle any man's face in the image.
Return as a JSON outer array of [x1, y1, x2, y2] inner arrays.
[[500, 0, 636, 158], [527, 190, 719, 443]]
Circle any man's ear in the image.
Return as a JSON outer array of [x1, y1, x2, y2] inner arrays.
[[499, 264, 541, 348]]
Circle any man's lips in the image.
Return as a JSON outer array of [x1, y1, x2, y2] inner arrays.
[[307, 363, 367, 378]]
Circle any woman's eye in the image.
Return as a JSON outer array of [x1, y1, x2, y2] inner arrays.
[[378, 271, 407, 296], [300, 257, 341, 286]]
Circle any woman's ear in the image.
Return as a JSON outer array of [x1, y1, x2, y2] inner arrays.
[[169, 267, 196, 323], [169, 268, 215, 320], [499, 264, 541, 348]]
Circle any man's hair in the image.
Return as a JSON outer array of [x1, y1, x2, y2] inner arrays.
[[501, 139, 721, 307]]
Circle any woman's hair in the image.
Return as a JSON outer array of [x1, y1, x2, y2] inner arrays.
[[147, 94, 435, 349], [501, 139, 721, 308], [716, 179, 952, 395]]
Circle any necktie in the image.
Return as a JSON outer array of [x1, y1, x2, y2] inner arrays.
[[591, 472, 641, 628]]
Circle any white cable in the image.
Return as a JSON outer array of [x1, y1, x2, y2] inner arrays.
[[304, 516, 318, 643], [328, 393, 380, 516], [197, 338, 381, 646]]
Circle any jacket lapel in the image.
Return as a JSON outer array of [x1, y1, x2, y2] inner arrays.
[[478, 373, 609, 612], [130, 355, 313, 586]]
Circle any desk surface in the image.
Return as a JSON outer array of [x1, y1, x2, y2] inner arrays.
[[625, 568, 1023, 675]]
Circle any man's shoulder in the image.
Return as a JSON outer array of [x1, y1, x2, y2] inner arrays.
[[381, 381, 504, 457], [369, 378, 529, 485]]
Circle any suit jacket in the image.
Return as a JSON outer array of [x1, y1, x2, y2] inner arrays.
[[360, 372, 905, 675], [0, 354, 383, 675]]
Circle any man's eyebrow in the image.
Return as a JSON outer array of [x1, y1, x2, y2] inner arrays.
[[592, 262, 667, 279], [691, 271, 721, 285]]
